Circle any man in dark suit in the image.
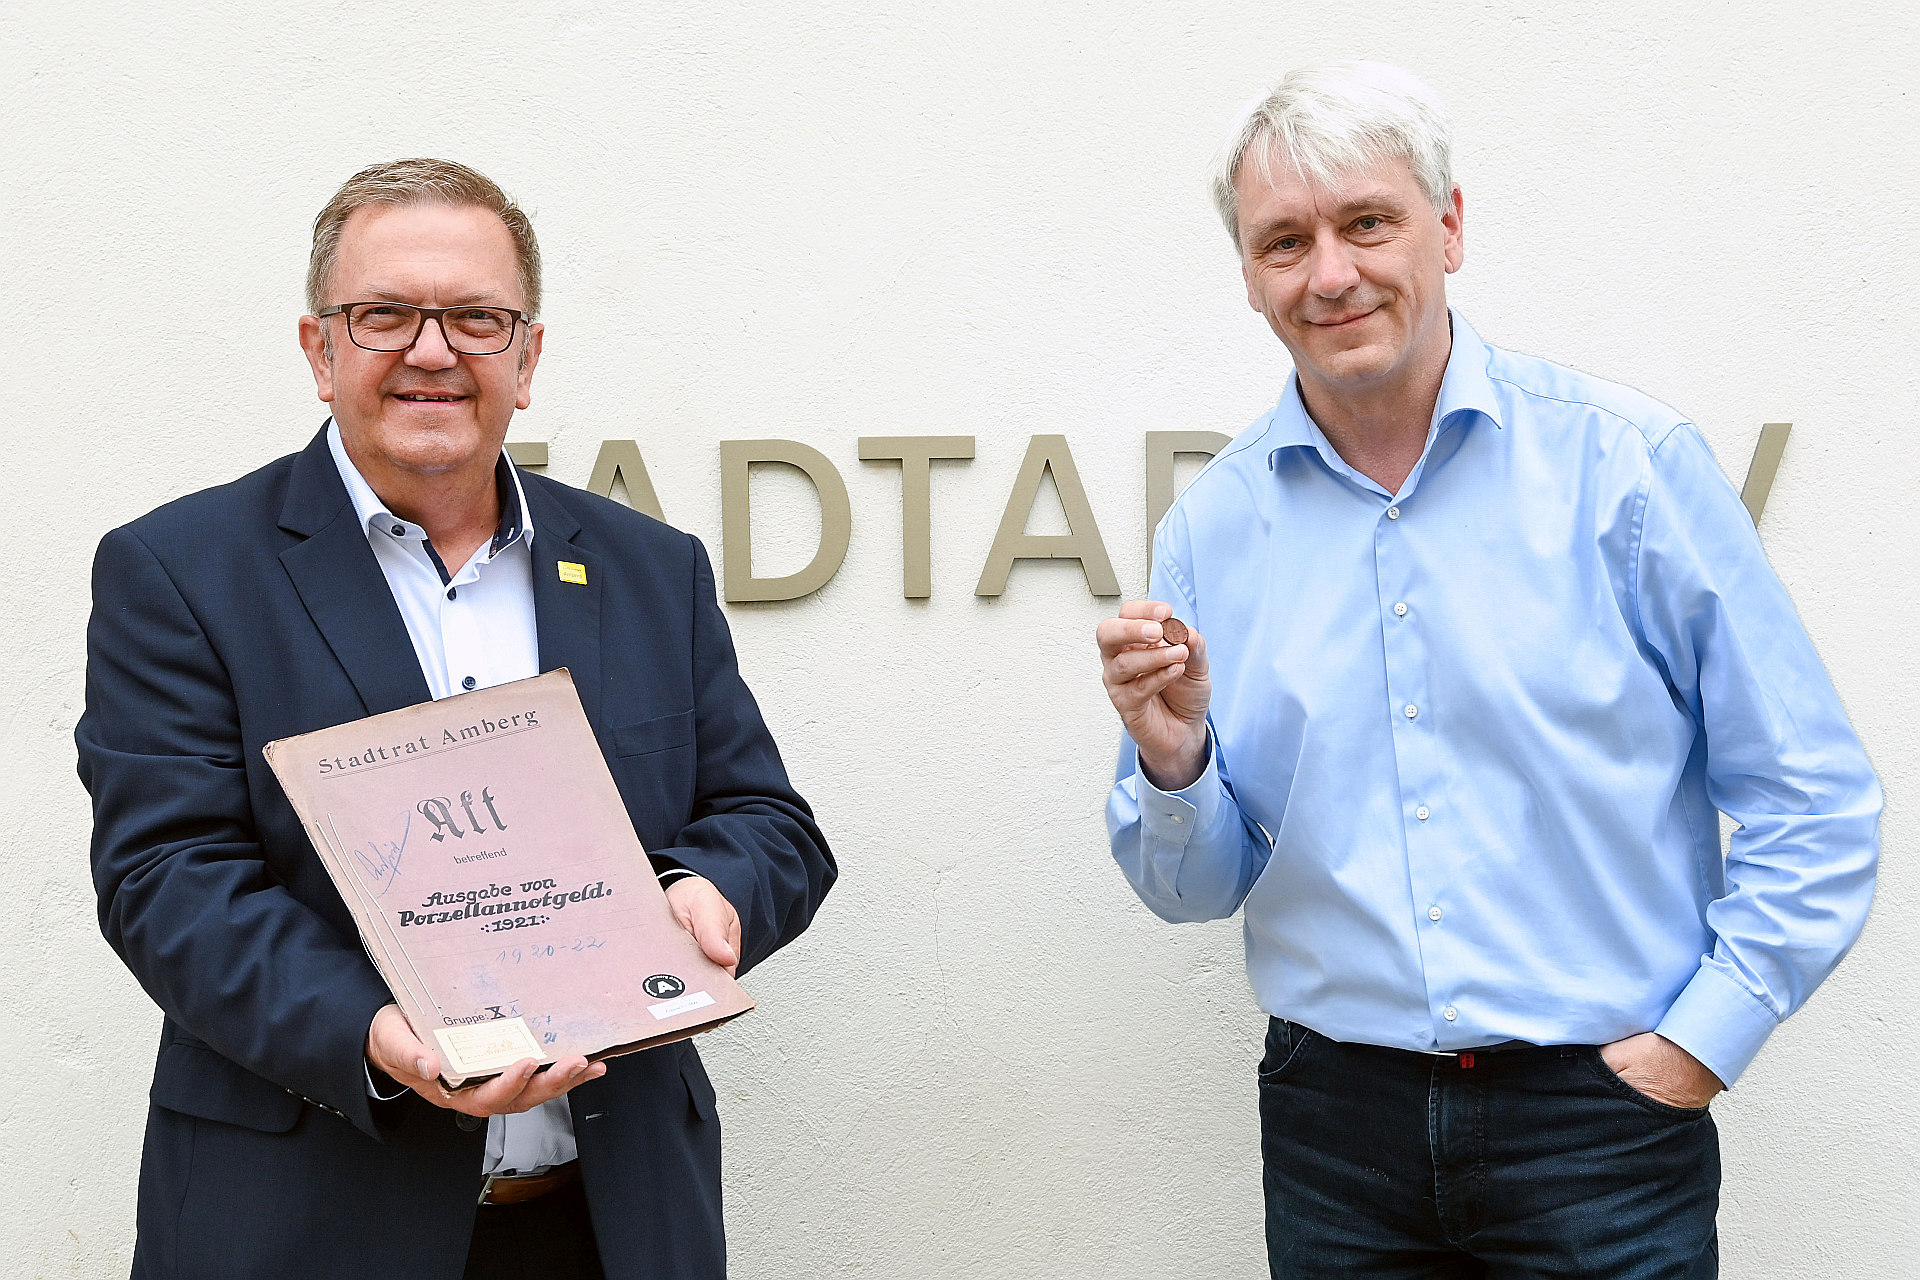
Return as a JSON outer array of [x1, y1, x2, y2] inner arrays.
[[76, 158, 835, 1280]]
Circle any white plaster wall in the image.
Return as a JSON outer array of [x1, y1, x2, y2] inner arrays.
[[4, 2, 1915, 1275]]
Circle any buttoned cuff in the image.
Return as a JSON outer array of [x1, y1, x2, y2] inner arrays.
[[1134, 734, 1222, 848], [1654, 964, 1781, 1088]]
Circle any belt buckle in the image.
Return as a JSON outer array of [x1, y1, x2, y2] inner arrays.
[[479, 1162, 577, 1207]]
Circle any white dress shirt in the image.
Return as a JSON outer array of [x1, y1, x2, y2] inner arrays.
[[328, 420, 574, 1176]]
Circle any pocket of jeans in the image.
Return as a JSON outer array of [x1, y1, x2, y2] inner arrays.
[[1257, 1020, 1318, 1086], [1582, 1046, 1711, 1120]]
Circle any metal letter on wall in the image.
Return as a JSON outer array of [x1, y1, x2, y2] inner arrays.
[[857, 436, 976, 598], [1740, 423, 1791, 525], [1144, 430, 1232, 563], [587, 440, 665, 522], [504, 441, 549, 469], [720, 440, 853, 603], [975, 434, 1121, 598]]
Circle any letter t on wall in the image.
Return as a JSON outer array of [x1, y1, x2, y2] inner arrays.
[[504, 441, 549, 469], [857, 436, 976, 598]]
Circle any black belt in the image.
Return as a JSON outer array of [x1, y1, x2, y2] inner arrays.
[[1279, 1018, 1566, 1070]]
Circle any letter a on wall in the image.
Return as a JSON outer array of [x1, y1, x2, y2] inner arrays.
[[587, 440, 666, 522], [975, 435, 1121, 597]]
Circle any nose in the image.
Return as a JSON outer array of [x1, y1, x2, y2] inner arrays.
[[1306, 230, 1361, 298], [404, 314, 461, 370]]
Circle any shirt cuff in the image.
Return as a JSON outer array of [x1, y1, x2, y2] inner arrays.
[[656, 868, 701, 887], [364, 1060, 410, 1101], [1654, 963, 1781, 1088], [1134, 732, 1222, 848]]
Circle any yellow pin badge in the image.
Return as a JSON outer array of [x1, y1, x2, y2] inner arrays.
[[558, 561, 588, 585]]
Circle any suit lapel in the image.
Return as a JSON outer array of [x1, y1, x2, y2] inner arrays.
[[278, 428, 432, 716], [524, 480, 605, 731]]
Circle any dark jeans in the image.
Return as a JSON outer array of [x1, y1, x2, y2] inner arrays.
[[464, 1174, 607, 1280], [1259, 1019, 1719, 1279]]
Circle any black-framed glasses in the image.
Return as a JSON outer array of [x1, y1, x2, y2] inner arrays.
[[316, 302, 529, 355]]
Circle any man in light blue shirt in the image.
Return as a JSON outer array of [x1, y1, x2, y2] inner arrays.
[[1099, 62, 1878, 1279]]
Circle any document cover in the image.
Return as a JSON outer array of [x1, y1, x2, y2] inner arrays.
[[264, 670, 753, 1086]]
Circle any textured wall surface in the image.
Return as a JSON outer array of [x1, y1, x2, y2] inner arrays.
[[4, 2, 1915, 1276]]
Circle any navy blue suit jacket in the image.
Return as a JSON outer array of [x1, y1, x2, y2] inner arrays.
[[77, 427, 835, 1280]]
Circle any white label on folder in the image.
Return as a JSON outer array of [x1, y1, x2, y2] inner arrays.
[[434, 1017, 550, 1075], [648, 990, 717, 1020]]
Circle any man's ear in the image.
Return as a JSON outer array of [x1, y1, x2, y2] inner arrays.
[[515, 322, 544, 411], [298, 314, 335, 403], [1442, 185, 1465, 274]]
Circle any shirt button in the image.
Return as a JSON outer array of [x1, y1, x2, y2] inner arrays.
[[446, 587, 458, 601], [1387, 506, 1401, 520], [1394, 602, 1408, 617], [1416, 806, 1430, 821], [1443, 1005, 1458, 1021], [1428, 906, 1443, 921], [390, 524, 405, 537], [462, 676, 477, 691], [1170, 814, 1185, 824], [1404, 704, 1418, 719]]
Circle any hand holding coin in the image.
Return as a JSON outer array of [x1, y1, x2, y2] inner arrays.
[[1095, 601, 1211, 791]]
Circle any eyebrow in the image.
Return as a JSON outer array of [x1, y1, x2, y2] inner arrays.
[[360, 286, 518, 307], [1245, 191, 1415, 243], [1332, 191, 1412, 218]]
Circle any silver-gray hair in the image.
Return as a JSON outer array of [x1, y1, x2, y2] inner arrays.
[[1211, 61, 1454, 253]]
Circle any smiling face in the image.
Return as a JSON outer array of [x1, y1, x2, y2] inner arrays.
[[1235, 147, 1462, 407], [299, 201, 542, 490]]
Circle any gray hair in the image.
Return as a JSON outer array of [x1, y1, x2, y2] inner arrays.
[[306, 158, 543, 318], [1211, 61, 1454, 252]]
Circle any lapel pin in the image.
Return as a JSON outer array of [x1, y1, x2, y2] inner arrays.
[[558, 561, 588, 585]]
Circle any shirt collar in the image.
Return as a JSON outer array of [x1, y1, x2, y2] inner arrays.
[[1432, 311, 1503, 434], [325, 418, 534, 559], [1265, 307, 1504, 468]]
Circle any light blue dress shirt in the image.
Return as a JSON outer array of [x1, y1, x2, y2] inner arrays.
[[1107, 313, 1880, 1087]]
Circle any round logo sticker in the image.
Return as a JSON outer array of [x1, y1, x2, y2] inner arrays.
[[643, 974, 686, 1000]]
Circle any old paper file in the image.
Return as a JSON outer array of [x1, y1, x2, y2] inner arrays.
[[264, 670, 753, 1087]]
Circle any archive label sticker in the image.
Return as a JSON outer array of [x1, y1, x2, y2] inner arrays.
[[435, 1016, 550, 1075]]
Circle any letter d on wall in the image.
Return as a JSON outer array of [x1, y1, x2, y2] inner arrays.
[[1145, 431, 1231, 564], [720, 440, 852, 602]]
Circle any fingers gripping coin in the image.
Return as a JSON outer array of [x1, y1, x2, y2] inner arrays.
[[1096, 602, 1212, 789]]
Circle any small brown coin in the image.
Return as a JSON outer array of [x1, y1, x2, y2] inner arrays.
[[1160, 617, 1190, 647]]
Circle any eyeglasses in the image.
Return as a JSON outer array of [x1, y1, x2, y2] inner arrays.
[[316, 302, 529, 355]]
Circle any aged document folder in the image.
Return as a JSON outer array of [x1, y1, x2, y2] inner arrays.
[[264, 670, 753, 1086]]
